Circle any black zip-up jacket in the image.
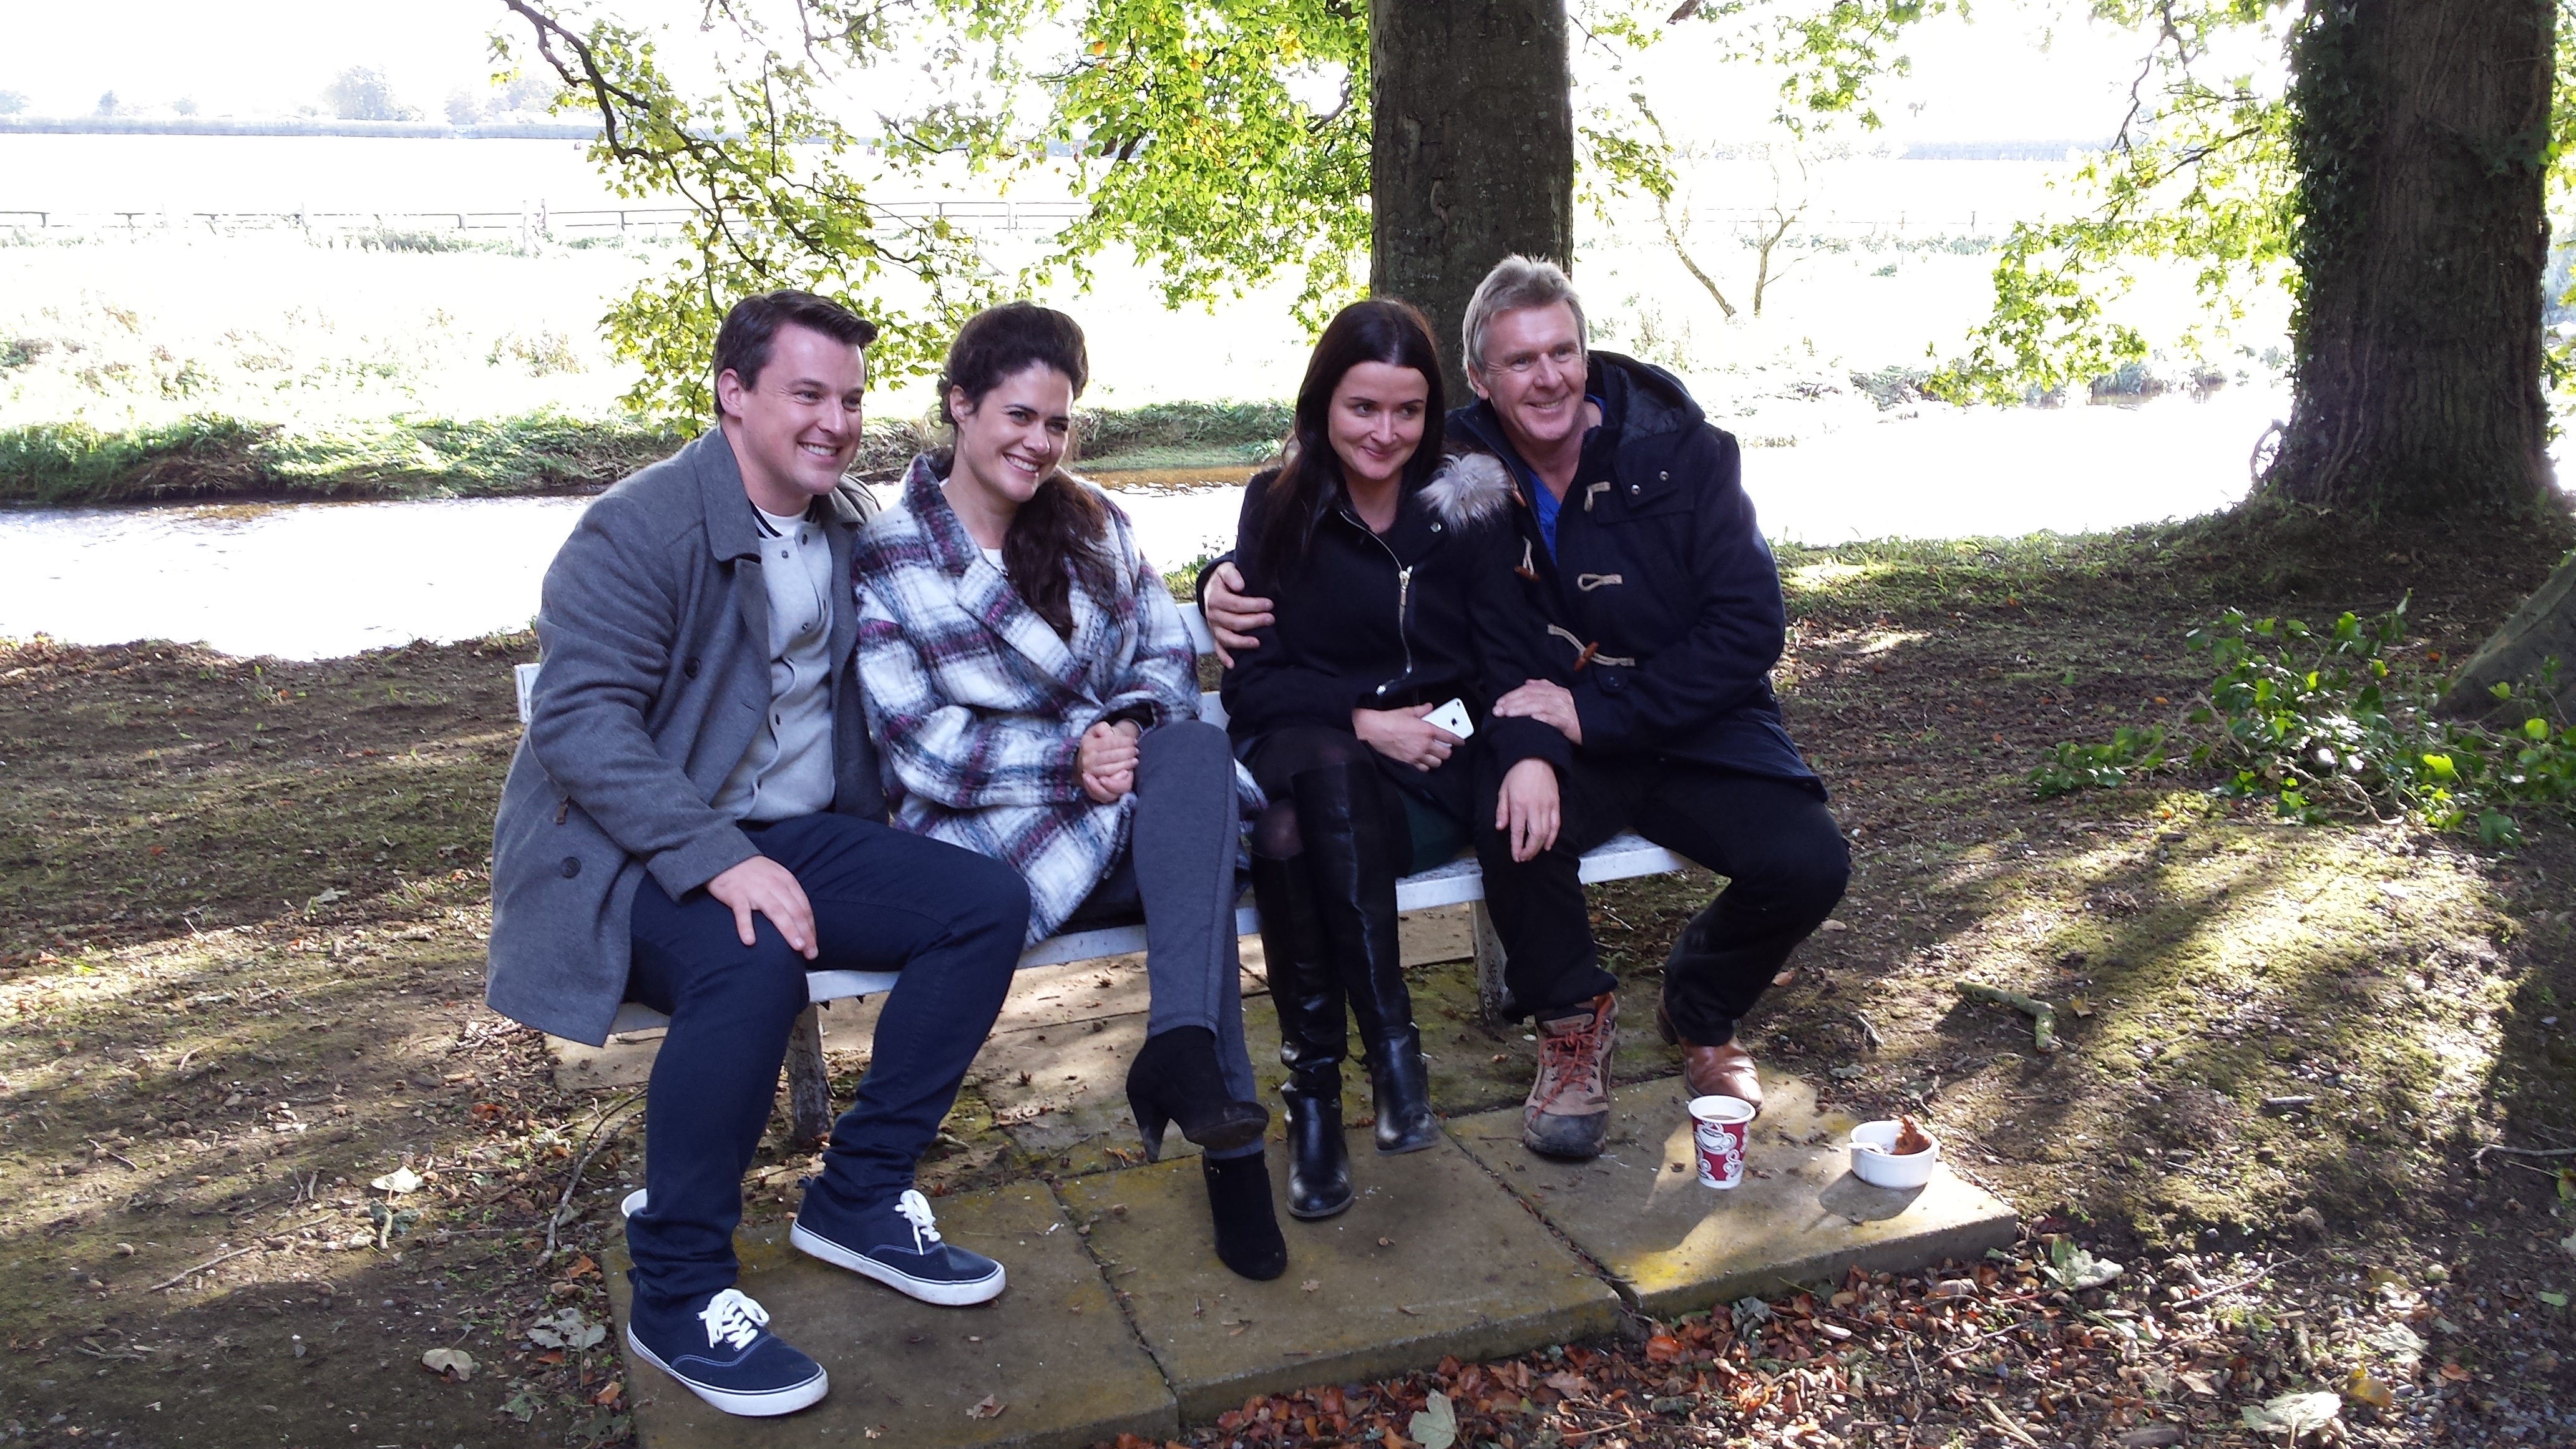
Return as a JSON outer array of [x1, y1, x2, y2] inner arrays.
[[1448, 351, 1822, 793], [1219, 453, 1571, 781]]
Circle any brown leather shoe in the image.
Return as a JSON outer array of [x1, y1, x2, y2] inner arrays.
[[1657, 1000, 1763, 1116]]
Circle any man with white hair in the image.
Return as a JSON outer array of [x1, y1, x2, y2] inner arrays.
[[1205, 255, 1847, 1158]]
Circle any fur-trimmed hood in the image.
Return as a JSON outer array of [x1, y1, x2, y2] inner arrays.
[[1419, 450, 1516, 529]]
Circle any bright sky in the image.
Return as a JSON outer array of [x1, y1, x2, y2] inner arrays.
[[0, 1, 2272, 140]]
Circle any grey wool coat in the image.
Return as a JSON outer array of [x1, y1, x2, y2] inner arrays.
[[485, 431, 886, 1046]]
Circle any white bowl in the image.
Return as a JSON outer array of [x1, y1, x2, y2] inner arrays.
[[1848, 1120, 1942, 1189]]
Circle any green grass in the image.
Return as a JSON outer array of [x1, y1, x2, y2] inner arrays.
[[0, 410, 688, 505], [1, 399, 1298, 506]]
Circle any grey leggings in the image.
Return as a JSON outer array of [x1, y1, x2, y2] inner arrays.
[[1065, 719, 1261, 1156]]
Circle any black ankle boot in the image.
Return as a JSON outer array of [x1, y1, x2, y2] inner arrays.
[[1251, 854, 1354, 1219], [1201, 1150, 1288, 1281], [1126, 1026, 1269, 1164], [1291, 761, 1440, 1154]]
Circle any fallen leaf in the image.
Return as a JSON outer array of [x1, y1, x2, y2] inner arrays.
[[2241, 1390, 2339, 1438], [1300, 1279, 1320, 1292], [2067, 993, 2096, 1018], [591, 1381, 622, 1407], [967, 1393, 1006, 1421], [368, 1166, 422, 1195], [2345, 1367, 2393, 1410], [2437, 1361, 2471, 1383], [1644, 1334, 1684, 1364], [1408, 1390, 1458, 1449], [419, 1348, 474, 1382], [562, 1254, 598, 1279], [1543, 1370, 1591, 1398], [2538, 1290, 2569, 1309], [2177, 1370, 2217, 1397], [1821, 919, 1849, 932]]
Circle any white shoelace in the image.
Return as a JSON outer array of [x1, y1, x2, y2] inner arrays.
[[895, 1189, 943, 1253], [697, 1288, 769, 1351]]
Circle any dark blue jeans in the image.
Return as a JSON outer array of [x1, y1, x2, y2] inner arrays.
[[622, 812, 1029, 1313]]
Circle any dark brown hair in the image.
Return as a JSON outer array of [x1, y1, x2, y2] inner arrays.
[[711, 290, 878, 419], [940, 303, 1114, 639], [1253, 298, 1446, 585]]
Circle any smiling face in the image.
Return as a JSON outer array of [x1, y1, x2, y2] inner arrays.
[[1468, 301, 1588, 456], [1325, 359, 1432, 492], [945, 362, 1076, 544], [715, 321, 866, 515]]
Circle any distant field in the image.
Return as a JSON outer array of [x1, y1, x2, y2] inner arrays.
[[0, 135, 2300, 506]]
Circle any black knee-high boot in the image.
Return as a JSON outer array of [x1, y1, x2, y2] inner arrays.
[[1290, 761, 1440, 1154], [1251, 853, 1354, 1219]]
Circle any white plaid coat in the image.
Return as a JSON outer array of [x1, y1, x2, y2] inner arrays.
[[852, 454, 1261, 942]]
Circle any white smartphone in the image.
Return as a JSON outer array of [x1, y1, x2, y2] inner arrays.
[[1425, 697, 1476, 740]]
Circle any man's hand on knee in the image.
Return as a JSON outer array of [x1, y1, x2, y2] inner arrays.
[[708, 856, 819, 959], [1496, 758, 1562, 863]]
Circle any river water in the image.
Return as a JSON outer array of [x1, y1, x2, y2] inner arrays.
[[1, 388, 2300, 660]]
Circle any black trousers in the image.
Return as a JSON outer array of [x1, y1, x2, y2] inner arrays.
[[1471, 753, 1849, 1042]]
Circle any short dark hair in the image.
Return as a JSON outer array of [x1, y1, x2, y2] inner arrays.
[[711, 290, 878, 419], [937, 301, 1090, 426]]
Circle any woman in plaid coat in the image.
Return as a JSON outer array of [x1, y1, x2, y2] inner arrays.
[[852, 303, 1285, 1281]]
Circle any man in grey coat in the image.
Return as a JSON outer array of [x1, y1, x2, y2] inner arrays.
[[487, 291, 1031, 1418]]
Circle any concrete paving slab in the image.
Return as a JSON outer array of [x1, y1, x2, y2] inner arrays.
[[1060, 1131, 1621, 1421], [605, 1186, 1177, 1449], [1447, 1074, 2017, 1320]]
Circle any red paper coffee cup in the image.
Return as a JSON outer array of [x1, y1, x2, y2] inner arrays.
[[1688, 1094, 1755, 1189]]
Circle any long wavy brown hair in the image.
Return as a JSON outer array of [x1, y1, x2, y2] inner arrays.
[[939, 303, 1116, 638], [1252, 298, 1447, 585]]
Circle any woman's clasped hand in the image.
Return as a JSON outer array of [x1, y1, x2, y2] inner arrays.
[[1077, 718, 1141, 802]]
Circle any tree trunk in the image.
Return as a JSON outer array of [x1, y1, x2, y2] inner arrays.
[[1370, 0, 1574, 401], [2261, 0, 2555, 517]]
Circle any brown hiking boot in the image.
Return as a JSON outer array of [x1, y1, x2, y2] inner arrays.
[[1523, 993, 1617, 1158]]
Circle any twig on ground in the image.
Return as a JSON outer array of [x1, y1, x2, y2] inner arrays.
[[1956, 982, 2059, 1053], [1979, 1397, 2044, 1448], [543, 1090, 643, 1260], [2471, 1143, 2576, 1164], [147, 1244, 258, 1292], [1852, 1011, 1884, 1052]]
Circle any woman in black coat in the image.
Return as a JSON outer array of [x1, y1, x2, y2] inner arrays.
[[1221, 299, 1569, 1221]]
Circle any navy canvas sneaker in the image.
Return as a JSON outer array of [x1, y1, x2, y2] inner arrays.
[[790, 1187, 1006, 1305], [623, 1287, 827, 1417]]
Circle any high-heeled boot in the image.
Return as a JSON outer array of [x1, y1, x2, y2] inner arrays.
[[1126, 1026, 1269, 1164], [1251, 854, 1353, 1219], [1201, 1149, 1288, 1281], [1291, 761, 1440, 1154]]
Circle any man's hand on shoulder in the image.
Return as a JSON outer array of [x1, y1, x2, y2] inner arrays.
[[1201, 562, 1272, 668], [706, 854, 818, 960]]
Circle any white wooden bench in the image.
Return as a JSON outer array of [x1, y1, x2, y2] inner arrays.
[[513, 605, 1685, 1140]]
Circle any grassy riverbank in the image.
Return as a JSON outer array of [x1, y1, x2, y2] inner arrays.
[[0, 401, 1290, 507], [2, 512, 2572, 1447]]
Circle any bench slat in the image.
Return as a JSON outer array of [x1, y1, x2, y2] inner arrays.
[[599, 832, 1682, 1036]]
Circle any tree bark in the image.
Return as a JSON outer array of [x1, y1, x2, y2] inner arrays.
[[2261, 0, 2555, 517], [1370, 0, 1574, 401]]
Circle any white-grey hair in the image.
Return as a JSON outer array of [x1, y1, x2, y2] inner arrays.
[[1461, 254, 1587, 377]]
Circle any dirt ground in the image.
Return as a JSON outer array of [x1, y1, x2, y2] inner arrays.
[[3, 509, 2574, 1448]]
